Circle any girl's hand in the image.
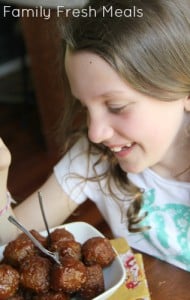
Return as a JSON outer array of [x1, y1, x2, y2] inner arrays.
[[0, 139, 17, 244], [0, 138, 13, 230], [0, 138, 11, 202], [0, 138, 11, 171]]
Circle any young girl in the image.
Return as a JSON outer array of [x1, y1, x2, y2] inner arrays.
[[1, 0, 190, 272]]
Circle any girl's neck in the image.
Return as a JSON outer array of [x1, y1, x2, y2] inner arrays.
[[151, 124, 190, 182], [151, 163, 190, 182]]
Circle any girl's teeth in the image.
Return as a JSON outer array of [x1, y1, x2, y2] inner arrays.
[[111, 147, 122, 152], [126, 143, 132, 147], [111, 143, 132, 152]]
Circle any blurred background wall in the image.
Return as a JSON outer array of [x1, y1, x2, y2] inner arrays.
[[0, 1, 67, 199]]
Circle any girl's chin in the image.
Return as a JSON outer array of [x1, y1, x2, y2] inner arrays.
[[119, 161, 145, 174]]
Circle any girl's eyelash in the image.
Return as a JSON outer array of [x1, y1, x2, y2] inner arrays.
[[108, 105, 127, 113]]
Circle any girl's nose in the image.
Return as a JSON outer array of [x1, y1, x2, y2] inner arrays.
[[87, 117, 114, 144]]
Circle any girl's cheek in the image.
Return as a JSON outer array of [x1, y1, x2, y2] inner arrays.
[[119, 113, 143, 135]]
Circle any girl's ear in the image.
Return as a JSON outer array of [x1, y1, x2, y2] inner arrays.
[[184, 95, 190, 112]]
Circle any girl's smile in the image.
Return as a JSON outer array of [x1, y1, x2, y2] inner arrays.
[[65, 49, 190, 178], [110, 143, 136, 158]]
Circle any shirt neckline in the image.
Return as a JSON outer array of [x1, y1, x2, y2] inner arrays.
[[143, 168, 190, 188]]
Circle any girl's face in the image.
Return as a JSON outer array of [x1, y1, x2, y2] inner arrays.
[[65, 49, 190, 175]]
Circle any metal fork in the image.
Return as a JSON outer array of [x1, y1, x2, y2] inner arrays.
[[38, 191, 51, 247], [8, 215, 61, 265]]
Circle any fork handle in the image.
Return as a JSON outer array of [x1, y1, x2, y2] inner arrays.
[[8, 215, 60, 265]]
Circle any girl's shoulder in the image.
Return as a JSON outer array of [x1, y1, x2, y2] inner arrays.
[[53, 136, 109, 204], [54, 136, 108, 178], [128, 168, 190, 206]]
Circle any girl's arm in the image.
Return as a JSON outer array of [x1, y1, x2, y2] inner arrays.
[[0, 138, 18, 244], [14, 173, 79, 233], [0, 138, 79, 245]]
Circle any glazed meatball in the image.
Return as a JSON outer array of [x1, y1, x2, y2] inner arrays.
[[33, 291, 70, 300], [82, 237, 116, 267], [7, 295, 24, 300], [79, 264, 105, 300], [31, 230, 47, 248], [20, 256, 52, 294], [7, 288, 30, 300], [49, 229, 74, 252], [0, 264, 20, 299], [3, 230, 43, 267], [58, 240, 82, 262], [51, 257, 87, 293]]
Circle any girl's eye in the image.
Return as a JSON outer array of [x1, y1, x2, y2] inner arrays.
[[108, 105, 127, 113]]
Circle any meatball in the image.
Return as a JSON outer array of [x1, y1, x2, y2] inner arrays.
[[7, 295, 24, 300], [82, 237, 116, 267], [33, 291, 70, 300], [49, 229, 74, 252], [79, 264, 105, 300], [0, 264, 20, 299], [20, 256, 52, 294], [58, 240, 82, 262], [31, 230, 47, 248], [51, 257, 87, 293], [3, 230, 43, 267]]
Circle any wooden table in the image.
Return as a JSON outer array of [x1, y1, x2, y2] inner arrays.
[[142, 252, 190, 300], [66, 200, 190, 300]]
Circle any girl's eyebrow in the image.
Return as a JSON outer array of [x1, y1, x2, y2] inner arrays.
[[102, 91, 128, 98], [103, 91, 135, 102], [74, 91, 134, 104]]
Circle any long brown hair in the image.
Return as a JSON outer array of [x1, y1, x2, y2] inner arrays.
[[57, 0, 190, 232]]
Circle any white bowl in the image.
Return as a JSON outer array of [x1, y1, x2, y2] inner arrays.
[[0, 221, 126, 300]]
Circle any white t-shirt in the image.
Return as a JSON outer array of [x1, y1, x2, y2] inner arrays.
[[54, 137, 190, 271]]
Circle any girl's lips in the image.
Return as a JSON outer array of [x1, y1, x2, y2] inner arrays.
[[112, 143, 135, 158], [110, 144, 132, 152], [108, 142, 133, 151]]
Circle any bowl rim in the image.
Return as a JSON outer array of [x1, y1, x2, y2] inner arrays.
[[1, 221, 126, 300]]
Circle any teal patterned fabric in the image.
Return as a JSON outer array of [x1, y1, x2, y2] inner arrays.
[[140, 189, 190, 271]]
